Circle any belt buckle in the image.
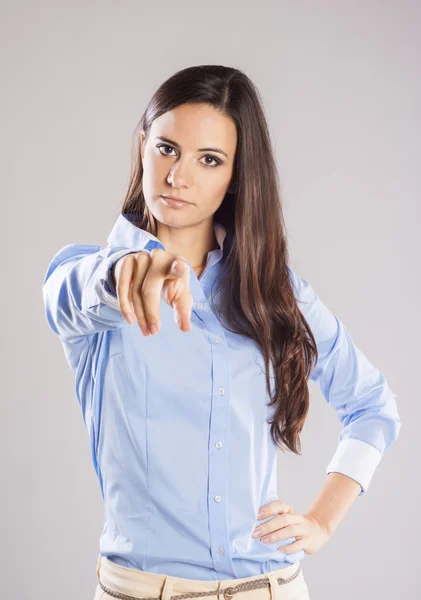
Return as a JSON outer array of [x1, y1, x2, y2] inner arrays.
[[223, 586, 236, 599]]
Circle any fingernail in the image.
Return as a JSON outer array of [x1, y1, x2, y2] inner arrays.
[[257, 508, 264, 517], [173, 259, 184, 270], [149, 325, 158, 335], [252, 528, 262, 537]]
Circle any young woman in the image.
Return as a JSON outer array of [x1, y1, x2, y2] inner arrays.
[[42, 65, 401, 600]]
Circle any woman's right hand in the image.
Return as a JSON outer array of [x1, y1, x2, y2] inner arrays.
[[111, 248, 193, 336]]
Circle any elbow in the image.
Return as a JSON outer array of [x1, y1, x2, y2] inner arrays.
[[389, 415, 402, 448]]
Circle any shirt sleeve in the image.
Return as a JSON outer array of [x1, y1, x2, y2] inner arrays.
[[287, 265, 401, 496], [42, 243, 143, 343]]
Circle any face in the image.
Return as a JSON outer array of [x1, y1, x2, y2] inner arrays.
[[140, 102, 237, 229]]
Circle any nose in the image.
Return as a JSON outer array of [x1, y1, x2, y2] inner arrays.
[[167, 157, 192, 188]]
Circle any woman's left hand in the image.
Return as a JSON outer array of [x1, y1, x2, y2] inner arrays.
[[252, 499, 332, 555]]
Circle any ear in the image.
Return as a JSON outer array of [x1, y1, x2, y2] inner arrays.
[[140, 129, 146, 160]]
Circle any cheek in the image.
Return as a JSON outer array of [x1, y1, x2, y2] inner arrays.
[[215, 178, 230, 196], [199, 173, 231, 203], [142, 156, 164, 193], [213, 165, 235, 197]]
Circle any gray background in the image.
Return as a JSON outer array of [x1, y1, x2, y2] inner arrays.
[[1, 1, 419, 598]]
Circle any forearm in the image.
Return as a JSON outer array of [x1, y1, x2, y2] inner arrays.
[[305, 472, 362, 537]]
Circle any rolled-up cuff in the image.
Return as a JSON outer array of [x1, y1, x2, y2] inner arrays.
[[326, 437, 383, 496]]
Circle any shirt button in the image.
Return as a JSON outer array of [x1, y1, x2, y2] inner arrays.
[[196, 302, 204, 309], [218, 387, 225, 395], [214, 336, 222, 343], [215, 441, 223, 448], [214, 495, 222, 502], [217, 547, 224, 555]]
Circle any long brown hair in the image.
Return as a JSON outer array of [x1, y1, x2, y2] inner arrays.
[[121, 65, 318, 455]]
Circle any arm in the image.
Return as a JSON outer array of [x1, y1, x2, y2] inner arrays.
[[287, 265, 401, 497], [305, 472, 362, 536], [42, 243, 142, 343]]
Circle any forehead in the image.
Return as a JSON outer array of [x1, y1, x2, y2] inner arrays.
[[150, 103, 237, 154]]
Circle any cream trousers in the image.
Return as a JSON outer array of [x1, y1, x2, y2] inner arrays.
[[93, 554, 311, 600]]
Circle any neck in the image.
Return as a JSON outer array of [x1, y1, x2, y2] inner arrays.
[[155, 220, 218, 269]]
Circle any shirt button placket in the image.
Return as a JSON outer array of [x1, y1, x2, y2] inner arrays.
[[206, 329, 235, 578]]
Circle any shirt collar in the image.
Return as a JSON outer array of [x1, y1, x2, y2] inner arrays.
[[107, 212, 232, 255]]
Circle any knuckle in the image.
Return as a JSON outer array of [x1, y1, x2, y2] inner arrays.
[[136, 250, 151, 264], [131, 249, 146, 264], [150, 247, 165, 258], [121, 252, 136, 268]]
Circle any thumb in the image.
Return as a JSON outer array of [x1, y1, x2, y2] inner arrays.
[[171, 258, 188, 276]]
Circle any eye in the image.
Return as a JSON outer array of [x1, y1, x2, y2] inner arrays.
[[157, 144, 176, 157], [200, 155, 221, 168], [156, 144, 222, 168]]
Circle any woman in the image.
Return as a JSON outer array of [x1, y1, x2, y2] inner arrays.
[[42, 65, 401, 600]]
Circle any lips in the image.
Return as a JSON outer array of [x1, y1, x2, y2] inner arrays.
[[161, 195, 189, 204], [160, 195, 191, 208]]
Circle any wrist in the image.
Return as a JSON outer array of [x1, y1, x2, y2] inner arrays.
[[304, 511, 335, 538]]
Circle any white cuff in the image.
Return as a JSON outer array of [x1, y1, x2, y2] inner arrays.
[[326, 437, 383, 496]]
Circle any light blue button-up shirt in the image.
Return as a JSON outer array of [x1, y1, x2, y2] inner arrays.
[[42, 212, 401, 580]]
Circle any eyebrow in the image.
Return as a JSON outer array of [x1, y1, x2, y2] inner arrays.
[[154, 136, 228, 159]]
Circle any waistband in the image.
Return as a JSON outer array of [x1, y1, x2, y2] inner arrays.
[[96, 553, 305, 600]]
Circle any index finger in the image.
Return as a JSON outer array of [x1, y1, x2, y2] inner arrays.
[[170, 259, 193, 332]]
